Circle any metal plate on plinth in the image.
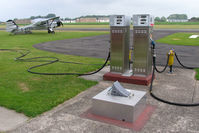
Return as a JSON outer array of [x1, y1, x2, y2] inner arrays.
[[91, 87, 146, 122]]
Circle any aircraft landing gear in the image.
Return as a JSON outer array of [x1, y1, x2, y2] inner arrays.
[[24, 31, 32, 34], [48, 28, 55, 34]]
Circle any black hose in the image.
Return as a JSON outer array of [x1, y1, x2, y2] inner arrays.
[[175, 52, 199, 69], [150, 41, 169, 73], [0, 48, 110, 76], [154, 54, 169, 73], [28, 52, 110, 76], [150, 55, 199, 106]]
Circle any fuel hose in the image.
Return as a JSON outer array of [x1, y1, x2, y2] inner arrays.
[[0, 48, 110, 76], [175, 52, 198, 69], [150, 50, 199, 106]]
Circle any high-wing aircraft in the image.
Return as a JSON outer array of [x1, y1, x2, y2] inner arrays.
[[6, 17, 63, 34]]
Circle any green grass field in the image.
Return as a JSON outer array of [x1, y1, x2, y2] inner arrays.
[[154, 25, 199, 29], [64, 22, 109, 25], [0, 31, 108, 117], [62, 25, 109, 28], [196, 70, 199, 80], [156, 32, 199, 80], [64, 22, 199, 25], [155, 22, 199, 25], [0, 24, 5, 28], [61, 25, 199, 29], [156, 32, 199, 46], [62, 21, 199, 29]]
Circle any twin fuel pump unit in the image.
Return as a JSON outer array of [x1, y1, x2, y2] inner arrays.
[[91, 14, 161, 122], [103, 14, 154, 85], [91, 14, 199, 124], [103, 14, 199, 107]]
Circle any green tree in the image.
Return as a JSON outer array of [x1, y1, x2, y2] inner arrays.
[[189, 17, 199, 22], [160, 16, 167, 22], [155, 17, 161, 22], [167, 14, 188, 20], [30, 16, 35, 19], [45, 13, 56, 18]]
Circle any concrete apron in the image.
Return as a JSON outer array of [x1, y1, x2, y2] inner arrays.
[[8, 66, 199, 133], [0, 106, 28, 132]]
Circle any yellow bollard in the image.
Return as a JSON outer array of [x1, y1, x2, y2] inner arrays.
[[168, 49, 175, 73]]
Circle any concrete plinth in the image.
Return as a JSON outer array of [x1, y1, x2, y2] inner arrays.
[[103, 72, 153, 86], [91, 87, 146, 122]]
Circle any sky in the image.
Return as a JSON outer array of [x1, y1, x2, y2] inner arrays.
[[0, 0, 199, 21]]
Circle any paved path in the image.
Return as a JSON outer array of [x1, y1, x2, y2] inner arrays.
[[34, 30, 199, 67], [9, 66, 199, 133], [0, 107, 28, 132]]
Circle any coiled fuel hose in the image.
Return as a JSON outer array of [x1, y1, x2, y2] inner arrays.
[[0, 48, 110, 76], [149, 41, 199, 106]]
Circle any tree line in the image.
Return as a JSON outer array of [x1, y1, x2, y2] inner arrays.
[[29, 13, 56, 20], [155, 14, 199, 22]]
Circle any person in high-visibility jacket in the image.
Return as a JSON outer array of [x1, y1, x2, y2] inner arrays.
[[168, 49, 175, 73]]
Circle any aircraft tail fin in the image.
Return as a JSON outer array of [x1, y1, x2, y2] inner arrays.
[[6, 20, 18, 32]]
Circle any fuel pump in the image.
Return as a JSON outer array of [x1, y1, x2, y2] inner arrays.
[[132, 14, 154, 76], [109, 15, 131, 74], [104, 14, 154, 85]]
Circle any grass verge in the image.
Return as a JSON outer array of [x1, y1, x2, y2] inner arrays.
[[154, 25, 199, 29], [63, 22, 109, 25], [61, 25, 199, 29], [0, 30, 108, 117], [155, 22, 199, 25], [156, 32, 199, 80], [156, 32, 199, 46], [196, 69, 199, 80]]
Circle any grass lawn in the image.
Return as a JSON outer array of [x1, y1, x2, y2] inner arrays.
[[62, 25, 109, 29], [155, 22, 199, 25], [154, 25, 199, 29], [156, 32, 199, 46], [0, 25, 5, 28], [64, 22, 109, 25], [61, 25, 199, 29], [156, 32, 199, 80], [196, 70, 199, 80], [0, 30, 108, 117]]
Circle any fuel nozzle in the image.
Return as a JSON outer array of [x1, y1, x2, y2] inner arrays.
[[150, 35, 156, 57]]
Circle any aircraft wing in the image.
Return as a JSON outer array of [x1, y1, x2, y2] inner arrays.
[[47, 16, 60, 21], [34, 17, 60, 26]]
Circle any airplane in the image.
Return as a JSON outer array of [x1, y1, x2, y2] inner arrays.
[[6, 16, 63, 34]]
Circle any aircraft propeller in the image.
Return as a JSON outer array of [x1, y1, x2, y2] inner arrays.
[[57, 20, 63, 27]]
